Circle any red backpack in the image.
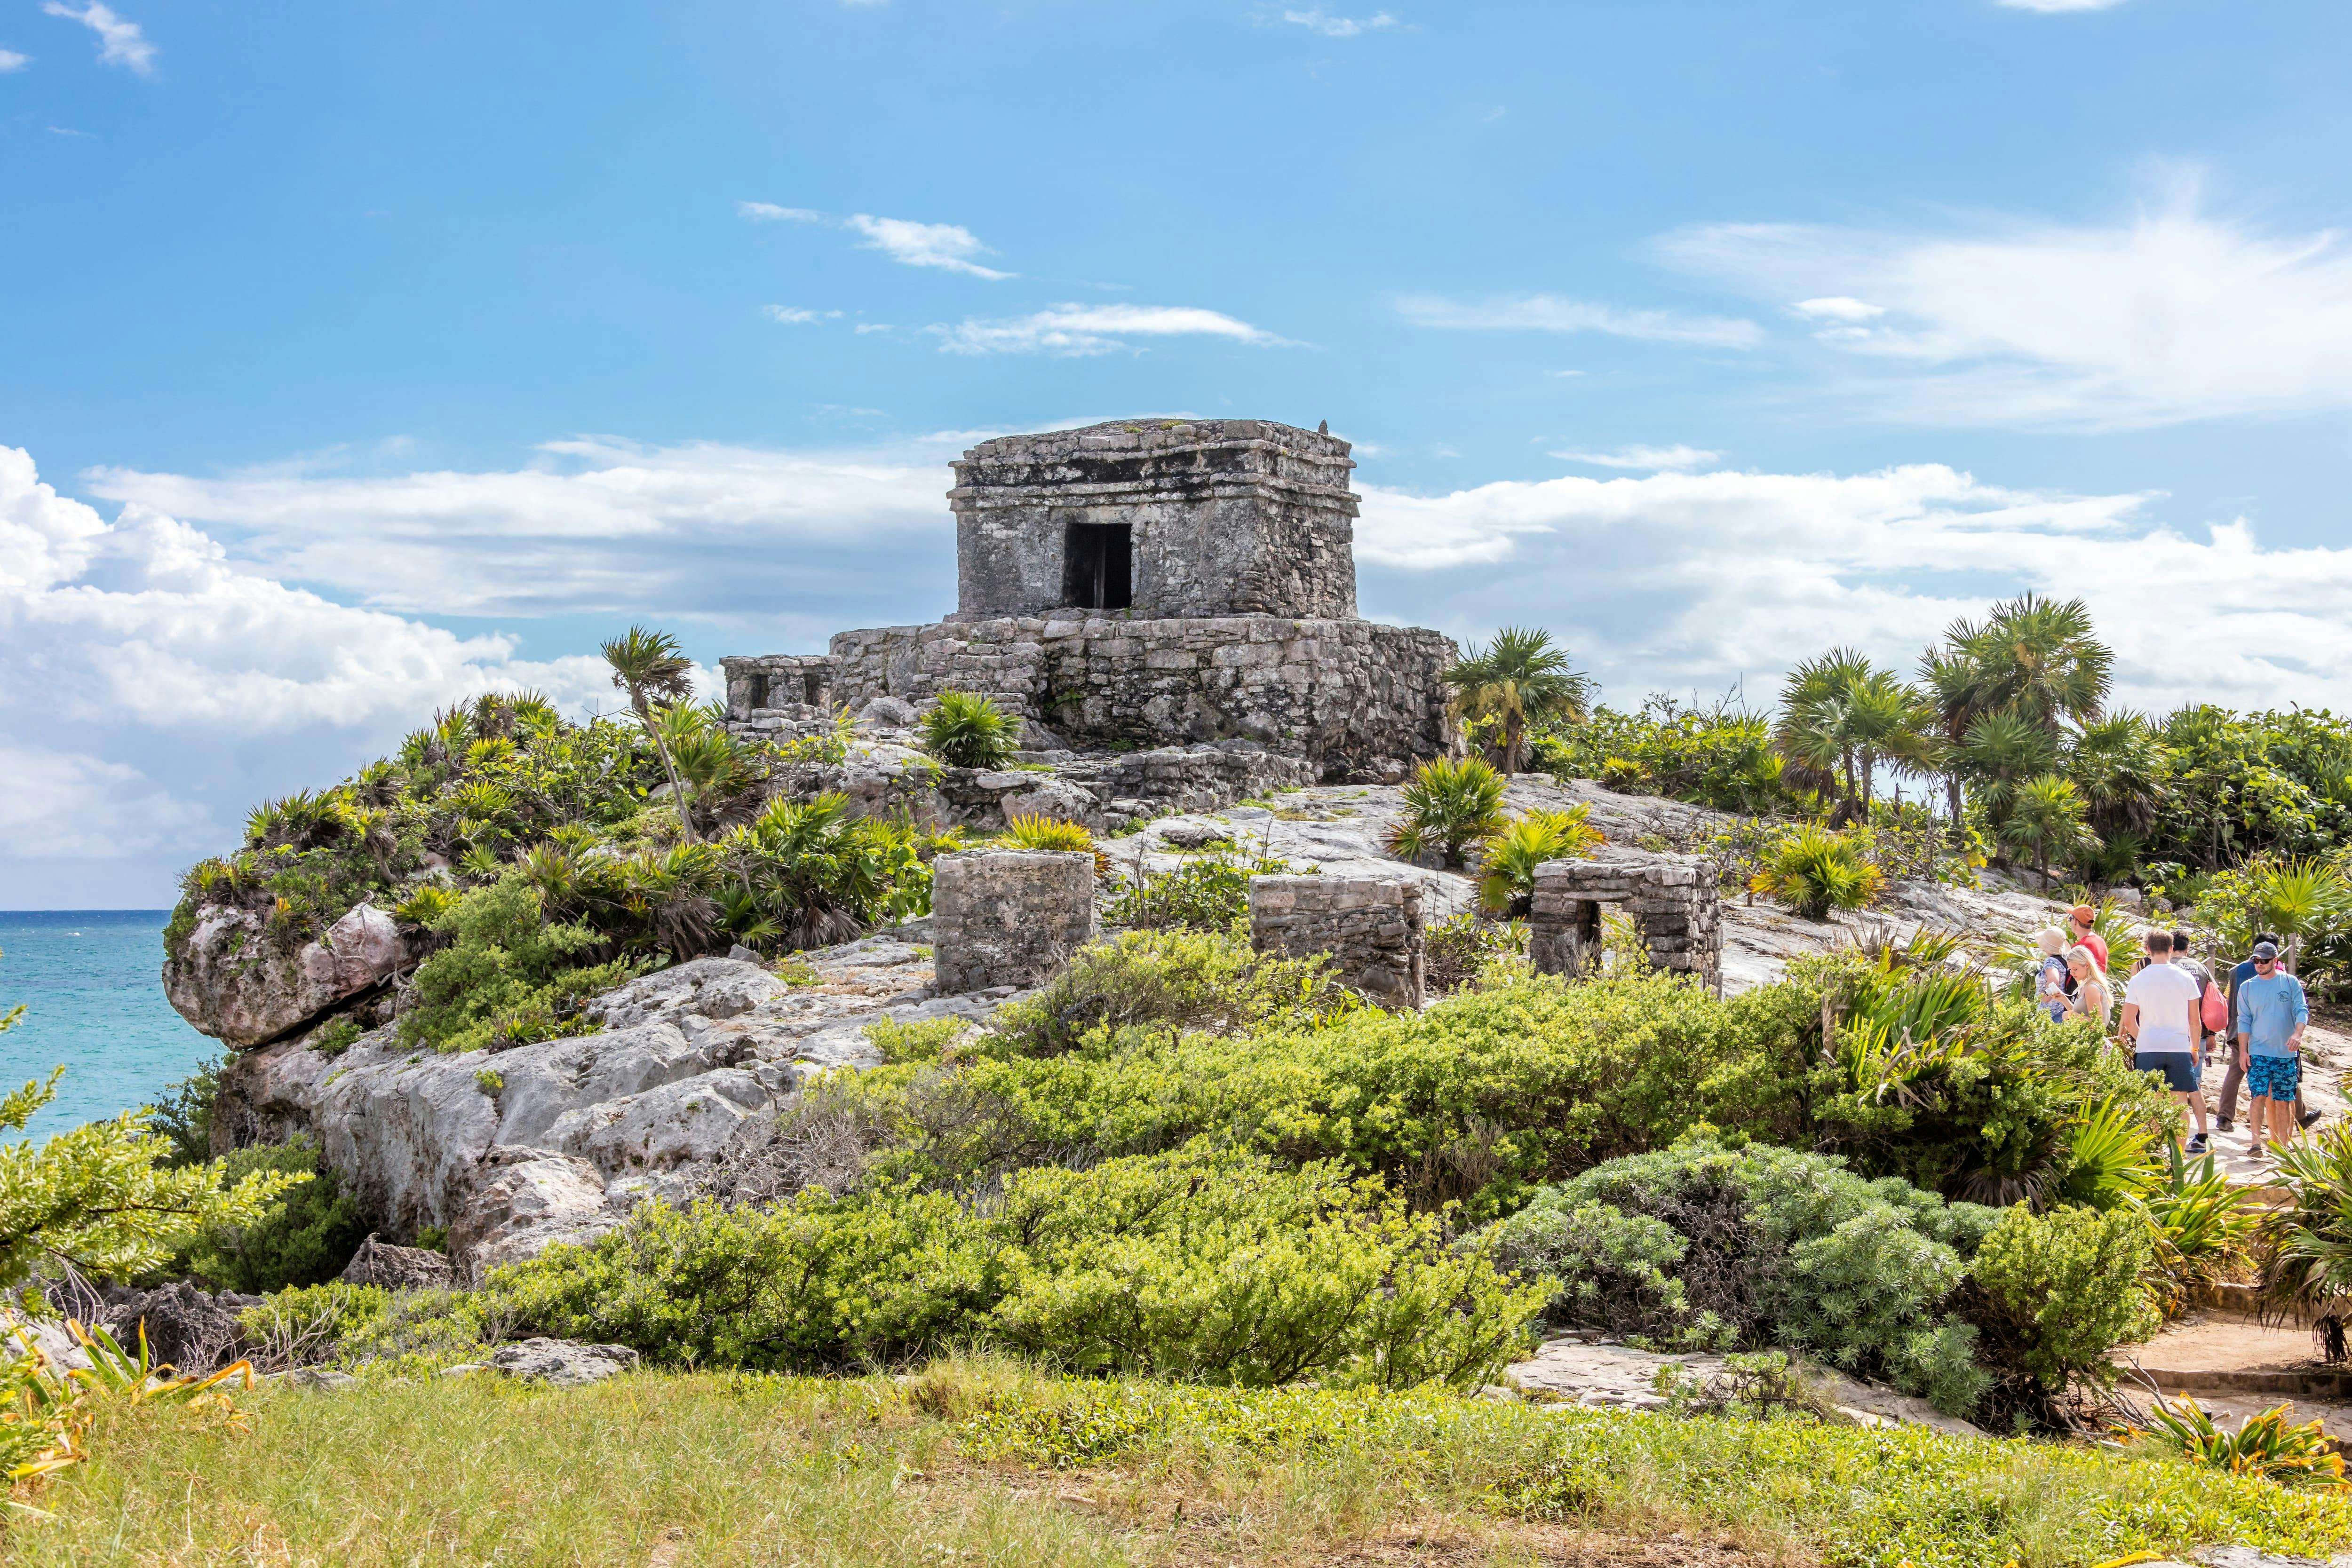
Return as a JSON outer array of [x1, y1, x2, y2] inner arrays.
[[2201, 980, 2230, 1034]]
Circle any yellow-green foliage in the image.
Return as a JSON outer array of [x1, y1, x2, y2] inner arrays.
[[1971, 1202, 2162, 1394], [489, 1142, 1542, 1387], [1000, 813, 1093, 853], [2134, 1398, 2348, 1491], [861, 1016, 970, 1065], [0, 1071, 307, 1292]]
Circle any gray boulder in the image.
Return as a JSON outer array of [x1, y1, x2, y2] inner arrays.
[[100, 1282, 250, 1376], [338, 1235, 458, 1291], [487, 1338, 640, 1387], [165, 899, 405, 1049]]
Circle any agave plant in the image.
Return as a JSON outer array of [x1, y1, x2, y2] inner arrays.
[[1748, 826, 1885, 923], [1477, 807, 1605, 916], [2130, 1398, 2346, 1490], [1385, 757, 1507, 871], [919, 690, 1021, 769]]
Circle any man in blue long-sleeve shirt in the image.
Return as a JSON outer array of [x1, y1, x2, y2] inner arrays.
[[2237, 940, 2310, 1155]]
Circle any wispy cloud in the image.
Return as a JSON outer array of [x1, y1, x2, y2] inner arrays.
[[763, 306, 842, 325], [1278, 8, 1398, 37], [0, 49, 29, 71], [930, 303, 1286, 356], [842, 214, 1010, 279], [737, 203, 1013, 279], [1397, 293, 1765, 349], [1552, 444, 1722, 472], [41, 1, 152, 74], [1660, 174, 2352, 428]]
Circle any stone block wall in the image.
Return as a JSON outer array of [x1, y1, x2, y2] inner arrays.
[[931, 850, 1097, 995], [1527, 855, 1721, 996], [721, 655, 840, 732], [1249, 875, 1425, 1010], [824, 615, 1452, 780], [951, 420, 1358, 622]]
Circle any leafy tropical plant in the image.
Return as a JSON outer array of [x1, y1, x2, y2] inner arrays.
[[1386, 757, 1507, 870], [1748, 826, 1884, 922], [1998, 773, 2098, 889], [920, 690, 1021, 769], [1002, 812, 1094, 854], [2257, 1123, 2352, 1359], [2136, 1140, 2255, 1316], [1477, 807, 1605, 916], [601, 625, 701, 842], [2130, 1398, 2347, 1491], [0, 1068, 309, 1291], [1773, 649, 1938, 825], [1444, 627, 1593, 775]]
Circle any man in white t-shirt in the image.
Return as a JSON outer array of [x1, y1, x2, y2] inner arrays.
[[2120, 929, 2210, 1153]]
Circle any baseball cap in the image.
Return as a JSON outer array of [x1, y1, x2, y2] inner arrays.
[[2070, 904, 2097, 923], [2253, 941, 2281, 961]]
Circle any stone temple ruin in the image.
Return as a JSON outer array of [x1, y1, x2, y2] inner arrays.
[[723, 419, 1455, 785]]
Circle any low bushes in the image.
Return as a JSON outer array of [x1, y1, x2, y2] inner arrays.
[[178, 1136, 368, 1295], [492, 1142, 1544, 1387], [1479, 1135, 1996, 1415]]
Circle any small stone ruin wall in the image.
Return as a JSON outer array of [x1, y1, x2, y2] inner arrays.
[[952, 420, 1359, 622], [822, 615, 1451, 782], [723, 654, 839, 732], [1527, 855, 1722, 996], [930, 849, 1097, 994], [1249, 875, 1425, 1010]]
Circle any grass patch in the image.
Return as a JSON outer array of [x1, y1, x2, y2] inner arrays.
[[9, 1359, 2349, 1568]]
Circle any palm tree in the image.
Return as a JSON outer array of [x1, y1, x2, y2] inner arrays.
[[602, 625, 700, 842], [1953, 710, 2061, 824], [1773, 649, 1938, 825], [1920, 595, 2113, 827], [1997, 774, 2097, 890], [1444, 627, 1593, 775]]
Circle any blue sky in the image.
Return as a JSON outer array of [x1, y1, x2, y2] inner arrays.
[[6, 0, 2352, 906]]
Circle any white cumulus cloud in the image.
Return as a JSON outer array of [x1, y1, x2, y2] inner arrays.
[[1397, 294, 1765, 349], [1661, 179, 2352, 428], [40, 1, 151, 73], [1550, 444, 1722, 472], [930, 303, 1287, 356]]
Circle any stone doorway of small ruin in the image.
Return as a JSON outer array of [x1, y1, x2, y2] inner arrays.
[[1064, 522, 1133, 610]]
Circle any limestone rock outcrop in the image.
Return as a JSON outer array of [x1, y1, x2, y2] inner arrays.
[[214, 936, 1025, 1274], [164, 899, 406, 1049], [487, 1338, 640, 1387]]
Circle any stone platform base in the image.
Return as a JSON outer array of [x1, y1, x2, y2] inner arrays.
[[819, 614, 1452, 781]]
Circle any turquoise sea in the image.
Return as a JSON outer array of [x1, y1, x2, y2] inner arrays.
[[0, 911, 216, 1139]]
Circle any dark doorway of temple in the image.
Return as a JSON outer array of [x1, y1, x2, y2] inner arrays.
[[1063, 522, 1133, 610]]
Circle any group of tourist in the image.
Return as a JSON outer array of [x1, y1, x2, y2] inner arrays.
[[2033, 905, 2316, 1159]]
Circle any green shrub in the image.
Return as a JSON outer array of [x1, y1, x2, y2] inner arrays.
[[919, 690, 1020, 769], [985, 928, 1357, 1058], [1749, 825, 1884, 922], [312, 1016, 363, 1057], [1478, 1134, 1994, 1415], [181, 1136, 370, 1295], [493, 1143, 1544, 1387], [149, 1054, 224, 1167], [1104, 840, 1293, 932], [1968, 1202, 2161, 1400], [1422, 913, 1525, 995], [863, 1015, 972, 1064], [1001, 813, 1093, 853], [397, 874, 643, 1053], [237, 1282, 493, 1371], [1385, 757, 1506, 870]]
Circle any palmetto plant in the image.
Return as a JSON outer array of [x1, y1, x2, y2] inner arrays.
[[1385, 757, 1507, 871], [1748, 826, 1885, 923], [1952, 709, 2061, 823], [1922, 594, 2113, 825], [1772, 649, 1938, 825], [920, 690, 1021, 769], [1442, 627, 1593, 775], [602, 626, 701, 843], [1997, 774, 2098, 890], [1477, 807, 1606, 916], [2052, 1097, 2158, 1212], [2257, 1123, 2352, 1361], [2251, 856, 2352, 974], [2135, 1140, 2254, 1315]]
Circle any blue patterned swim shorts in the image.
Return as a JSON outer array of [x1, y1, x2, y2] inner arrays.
[[2248, 1053, 2302, 1103]]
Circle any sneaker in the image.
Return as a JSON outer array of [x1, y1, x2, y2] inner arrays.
[[2302, 1109, 2325, 1129], [2187, 1133, 2209, 1154], [2216, 1117, 2235, 1133]]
